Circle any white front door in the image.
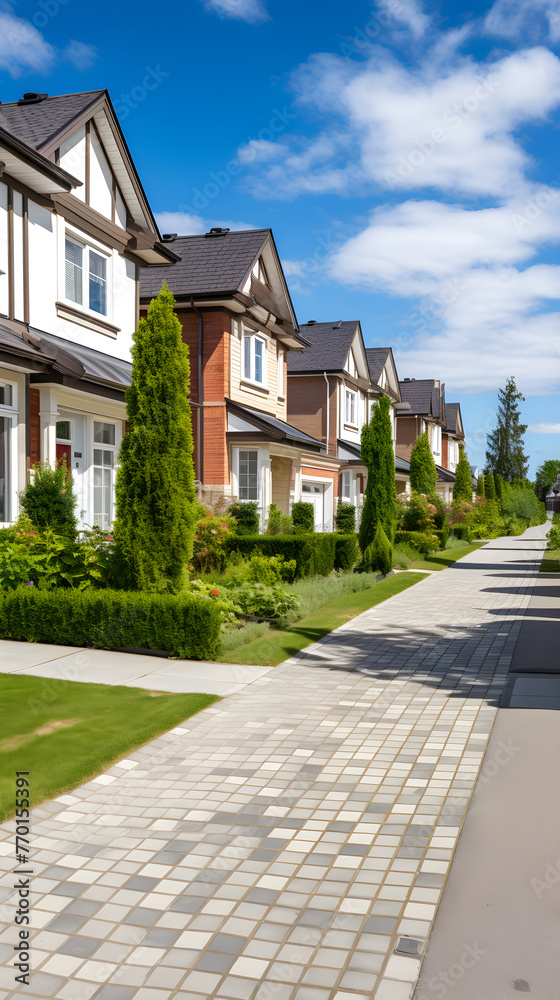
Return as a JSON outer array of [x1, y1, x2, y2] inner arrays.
[[302, 481, 324, 531]]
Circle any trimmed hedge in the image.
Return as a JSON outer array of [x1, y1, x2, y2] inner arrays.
[[335, 504, 356, 533], [334, 534, 359, 571], [292, 502, 314, 533], [224, 533, 336, 579], [450, 524, 473, 542], [0, 588, 221, 660]]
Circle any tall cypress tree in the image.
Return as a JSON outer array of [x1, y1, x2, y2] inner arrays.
[[476, 475, 485, 498], [484, 470, 496, 501], [485, 377, 529, 482], [114, 283, 196, 592], [409, 431, 437, 495], [453, 450, 473, 502], [359, 395, 396, 552]]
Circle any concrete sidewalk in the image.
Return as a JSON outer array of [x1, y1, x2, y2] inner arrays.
[[0, 524, 550, 1000], [0, 641, 271, 695]]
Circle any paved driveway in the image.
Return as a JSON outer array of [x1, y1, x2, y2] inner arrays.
[[0, 526, 549, 1000]]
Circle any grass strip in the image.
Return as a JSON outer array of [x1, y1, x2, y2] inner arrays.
[[540, 549, 560, 573], [218, 571, 427, 667], [409, 541, 486, 572], [0, 677, 218, 820]]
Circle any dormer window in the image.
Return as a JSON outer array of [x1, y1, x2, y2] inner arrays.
[[252, 257, 269, 286]]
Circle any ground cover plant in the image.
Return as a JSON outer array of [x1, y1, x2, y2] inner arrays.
[[0, 675, 217, 820]]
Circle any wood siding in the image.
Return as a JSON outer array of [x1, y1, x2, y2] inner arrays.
[[396, 415, 419, 462], [271, 455, 291, 513]]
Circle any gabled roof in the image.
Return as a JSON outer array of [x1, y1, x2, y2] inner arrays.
[[140, 230, 271, 299], [444, 403, 464, 438], [0, 91, 104, 151], [287, 321, 360, 373], [365, 348, 391, 383], [226, 398, 325, 452], [399, 378, 445, 420]]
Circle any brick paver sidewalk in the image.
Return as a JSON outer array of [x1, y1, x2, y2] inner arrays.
[[0, 526, 548, 1000]]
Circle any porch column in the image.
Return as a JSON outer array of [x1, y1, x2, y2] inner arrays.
[[39, 388, 58, 468]]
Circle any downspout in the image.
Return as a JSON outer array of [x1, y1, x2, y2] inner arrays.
[[190, 298, 204, 485], [323, 372, 330, 455]]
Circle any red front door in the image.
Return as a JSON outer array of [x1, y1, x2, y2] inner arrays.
[[56, 443, 72, 468]]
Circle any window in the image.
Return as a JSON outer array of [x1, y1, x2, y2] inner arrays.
[[341, 471, 352, 502], [93, 421, 117, 529], [65, 236, 109, 316], [253, 257, 269, 285], [56, 421, 71, 442], [243, 331, 266, 385], [277, 347, 284, 397], [346, 349, 358, 378], [238, 449, 258, 500], [345, 389, 357, 425]]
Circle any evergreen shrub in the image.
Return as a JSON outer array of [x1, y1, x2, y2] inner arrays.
[[395, 530, 439, 556], [19, 463, 77, 537], [0, 588, 221, 659], [363, 524, 392, 575], [335, 504, 356, 533], [292, 502, 315, 533], [409, 433, 437, 495], [228, 501, 260, 535], [224, 534, 336, 578], [334, 534, 358, 571]]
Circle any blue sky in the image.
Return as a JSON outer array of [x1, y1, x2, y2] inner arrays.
[[2, 0, 560, 475]]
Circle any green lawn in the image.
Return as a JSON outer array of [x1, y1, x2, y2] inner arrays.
[[219, 571, 428, 667], [541, 549, 560, 573], [0, 677, 218, 820], [409, 541, 486, 571]]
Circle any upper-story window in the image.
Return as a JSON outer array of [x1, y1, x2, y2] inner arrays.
[[345, 388, 357, 426], [65, 236, 109, 316], [346, 349, 358, 378], [252, 258, 269, 285], [243, 330, 267, 386]]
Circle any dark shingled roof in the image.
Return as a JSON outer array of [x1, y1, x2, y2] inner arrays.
[[399, 378, 445, 419], [338, 437, 410, 474], [444, 403, 463, 436], [139, 230, 270, 299], [287, 321, 358, 373], [227, 399, 324, 451], [0, 91, 104, 151], [365, 347, 391, 384]]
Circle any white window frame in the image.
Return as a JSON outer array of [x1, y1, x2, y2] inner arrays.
[[341, 470, 352, 502], [237, 448, 259, 501], [0, 378, 17, 525], [277, 346, 284, 398], [64, 230, 111, 319], [92, 420, 118, 529], [242, 328, 267, 387], [345, 388, 357, 427]]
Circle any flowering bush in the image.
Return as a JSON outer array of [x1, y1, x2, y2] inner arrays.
[[192, 515, 236, 573], [0, 521, 117, 591], [397, 492, 437, 533]]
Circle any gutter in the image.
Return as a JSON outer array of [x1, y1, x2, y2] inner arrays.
[[190, 298, 204, 484]]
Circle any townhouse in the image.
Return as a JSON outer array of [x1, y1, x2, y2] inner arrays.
[[0, 88, 175, 530], [139, 229, 342, 531], [396, 378, 460, 500]]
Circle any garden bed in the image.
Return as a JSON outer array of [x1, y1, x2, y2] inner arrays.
[[408, 541, 486, 572]]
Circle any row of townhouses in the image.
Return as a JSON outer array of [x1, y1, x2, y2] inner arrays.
[[0, 88, 466, 534]]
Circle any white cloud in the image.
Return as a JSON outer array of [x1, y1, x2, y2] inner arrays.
[[253, 47, 560, 200], [155, 211, 258, 235], [203, 0, 269, 23], [236, 139, 288, 165], [0, 7, 55, 76], [528, 422, 560, 432], [484, 0, 560, 44], [382, 0, 430, 38], [62, 40, 97, 71]]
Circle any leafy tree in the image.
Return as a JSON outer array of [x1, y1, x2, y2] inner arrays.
[[409, 431, 437, 495], [19, 460, 77, 537], [535, 459, 560, 501], [114, 283, 196, 592], [484, 470, 496, 500], [494, 472, 504, 505], [359, 395, 396, 552], [476, 475, 485, 498], [453, 450, 473, 502], [485, 377, 529, 482]]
